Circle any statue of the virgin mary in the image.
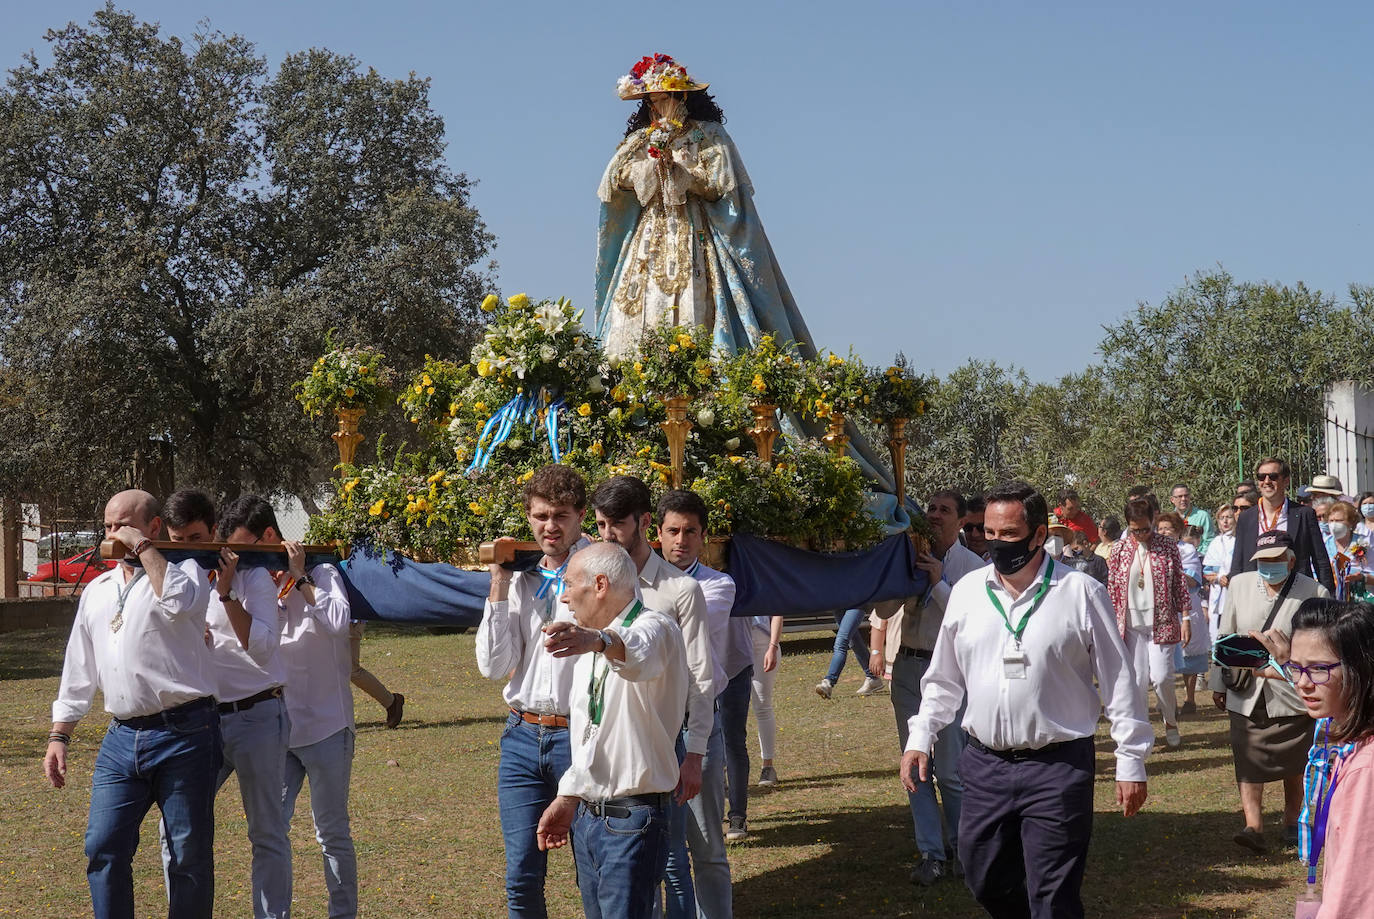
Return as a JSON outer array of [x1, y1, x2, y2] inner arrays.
[[594, 54, 903, 505]]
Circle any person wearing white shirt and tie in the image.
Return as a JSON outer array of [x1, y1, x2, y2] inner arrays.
[[196, 494, 295, 919], [900, 482, 1151, 919], [44, 489, 220, 919], [657, 488, 744, 915], [591, 476, 714, 919], [869, 488, 985, 886], [536, 542, 689, 919], [478, 464, 592, 919], [278, 537, 358, 919]]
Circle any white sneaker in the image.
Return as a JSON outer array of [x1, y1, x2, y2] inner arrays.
[[856, 676, 888, 696], [1165, 725, 1182, 748], [814, 678, 833, 699]]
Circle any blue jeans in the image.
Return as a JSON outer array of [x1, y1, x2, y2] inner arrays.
[[573, 800, 670, 919], [217, 696, 293, 919], [824, 608, 874, 683], [284, 728, 357, 919], [717, 665, 753, 823], [891, 652, 966, 861], [659, 732, 695, 918], [498, 713, 572, 919], [86, 700, 222, 919]]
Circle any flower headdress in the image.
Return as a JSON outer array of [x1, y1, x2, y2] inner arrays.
[[616, 53, 708, 100]]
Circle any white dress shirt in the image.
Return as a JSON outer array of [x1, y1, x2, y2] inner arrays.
[[205, 565, 284, 703], [53, 560, 215, 722], [870, 540, 985, 668], [686, 560, 742, 694], [637, 551, 714, 755], [557, 601, 689, 800], [906, 553, 1152, 782], [1203, 530, 1235, 627], [476, 537, 590, 715], [278, 564, 354, 748]]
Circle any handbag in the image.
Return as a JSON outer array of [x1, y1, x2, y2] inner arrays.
[[1214, 570, 1295, 693]]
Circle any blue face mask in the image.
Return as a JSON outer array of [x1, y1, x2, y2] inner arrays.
[[1256, 560, 1290, 584], [1362, 503, 1374, 519]]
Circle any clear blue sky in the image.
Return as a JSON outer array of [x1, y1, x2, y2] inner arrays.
[[6, 2, 1372, 381]]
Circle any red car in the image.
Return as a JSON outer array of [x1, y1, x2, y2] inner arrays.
[[28, 547, 115, 584]]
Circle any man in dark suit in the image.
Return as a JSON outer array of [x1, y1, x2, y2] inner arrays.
[[1227, 457, 1334, 592]]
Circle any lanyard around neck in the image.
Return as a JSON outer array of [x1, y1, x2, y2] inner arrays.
[[1300, 718, 1358, 883], [985, 559, 1054, 645], [587, 601, 645, 727]]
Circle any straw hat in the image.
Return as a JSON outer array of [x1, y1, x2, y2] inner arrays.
[[1306, 474, 1344, 497], [617, 54, 709, 100]]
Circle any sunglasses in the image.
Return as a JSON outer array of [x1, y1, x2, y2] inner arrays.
[[1256, 472, 1283, 482], [962, 523, 984, 534]]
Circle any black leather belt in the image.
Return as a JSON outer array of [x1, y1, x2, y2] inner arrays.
[[968, 735, 1086, 762], [584, 793, 670, 819], [897, 646, 932, 660], [115, 696, 215, 730], [218, 686, 283, 714]]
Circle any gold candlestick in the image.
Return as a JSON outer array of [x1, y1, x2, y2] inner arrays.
[[334, 406, 366, 470], [748, 402, 779, 464], [822, 413, 849, 457], [887, 417, 909, 511], [660, 395, 694, 489]]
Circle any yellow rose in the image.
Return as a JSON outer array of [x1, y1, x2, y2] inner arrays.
[[369, 499, 386, 516], [508, 293, 530, 310], [475, 401, 487, 413], [590, 441, 604, 457], [449, 402, 460, 415], [359, 365, 369, 375], [343, 478, 360, 493], [578, 403, 592, 417], [345, 387, 356, 398], [427, 470, 446, 484], [828, 353, 843, 367], [751, 374, 766, 393], [633, 361, 643, 374], [668, 344, 679, 353], [422, 374, 433, 387], [426, 386, 435, 395], [677, 333, 694, 349], [477, 359, 493, 377], [469, 501, 485, 515], [481, 293, 500, 312]]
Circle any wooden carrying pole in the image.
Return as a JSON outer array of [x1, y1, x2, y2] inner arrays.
[[101, 538, 345, 564]]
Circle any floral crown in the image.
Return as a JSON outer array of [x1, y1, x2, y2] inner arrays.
[[616, 53, 708, 100]]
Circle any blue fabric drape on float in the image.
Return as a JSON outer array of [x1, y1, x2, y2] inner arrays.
[[337, 533, 931, 625], [725, 532, 930, 618], [339, 550, 489, 627]]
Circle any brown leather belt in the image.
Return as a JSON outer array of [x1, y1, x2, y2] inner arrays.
[[219, 686, 283, 714], [513, 709, 569, 728]]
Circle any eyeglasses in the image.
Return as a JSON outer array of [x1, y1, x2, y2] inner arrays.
[[1256, 472, 1283, 482], [1128, 526, 1153, 537], [962, 523, 984, 534], [1280, 661, 1342, 685]]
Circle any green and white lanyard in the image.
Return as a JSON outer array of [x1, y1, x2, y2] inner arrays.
[[985, 559, 1053, 647], [585, 601, 644, 742], [110, 570, 145, 634]]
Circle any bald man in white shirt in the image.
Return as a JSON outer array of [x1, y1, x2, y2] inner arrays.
[[900, 482, 1150, 919], [537, 542, 688, 919], [45, 489, 220, 919]]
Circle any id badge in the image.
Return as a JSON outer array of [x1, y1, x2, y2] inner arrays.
[[1003, 646, 1028, 680]]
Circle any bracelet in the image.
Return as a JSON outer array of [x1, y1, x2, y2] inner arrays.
[[48, 732, 70, 745], [131, 538, 153, 556]]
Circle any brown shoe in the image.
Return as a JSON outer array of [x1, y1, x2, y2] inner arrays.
[[385, 693, 405, 729], [1233, 827, 1268, 854]]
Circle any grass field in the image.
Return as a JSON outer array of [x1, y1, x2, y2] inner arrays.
[[0, 625, 1307, 918]]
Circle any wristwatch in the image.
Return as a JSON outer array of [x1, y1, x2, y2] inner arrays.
[[595, 629, 611, 653], [295, 573, 315, 591], [218, 588, 238, 604]]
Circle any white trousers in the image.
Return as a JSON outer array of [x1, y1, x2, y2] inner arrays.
[[1126, 625, 1178, 728]]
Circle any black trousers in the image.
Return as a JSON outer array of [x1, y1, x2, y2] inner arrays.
[[958, 736, 1095, 919]]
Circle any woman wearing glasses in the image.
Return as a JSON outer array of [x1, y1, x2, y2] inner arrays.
[[1107, 497, 1192, 747], [1210, 531, 1329, 854], [1254, 599, 1374, 916]]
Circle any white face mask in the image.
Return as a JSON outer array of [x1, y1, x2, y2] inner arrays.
[[1329, 521, 1350, 541], [1044, 535, 1065, 557]]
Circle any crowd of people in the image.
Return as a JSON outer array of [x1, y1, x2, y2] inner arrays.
[[39, 456, 1374, 918]]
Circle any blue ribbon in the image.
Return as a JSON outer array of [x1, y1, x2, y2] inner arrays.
[[533, 560, 569, 600], [466, 390, 569, 473]]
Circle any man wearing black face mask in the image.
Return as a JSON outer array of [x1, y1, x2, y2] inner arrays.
[[898, 482, 1151, 919]]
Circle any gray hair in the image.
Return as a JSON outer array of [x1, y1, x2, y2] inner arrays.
[[573, 542, 638, 594]]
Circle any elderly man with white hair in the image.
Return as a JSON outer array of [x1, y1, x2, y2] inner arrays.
[[536, 542, 689, 919]]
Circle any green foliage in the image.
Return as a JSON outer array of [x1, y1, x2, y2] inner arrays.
[[722, 333, 807, 411], [296, 338, 396, 417], [802, 350, 870, 420], [619, 323, 717, 401], [865, 352, 932, 423], [0, 6, 493, 504], [397, 356, 471, 435]]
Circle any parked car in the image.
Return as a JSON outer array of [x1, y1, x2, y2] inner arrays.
[[28, 547, 115, 584]]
